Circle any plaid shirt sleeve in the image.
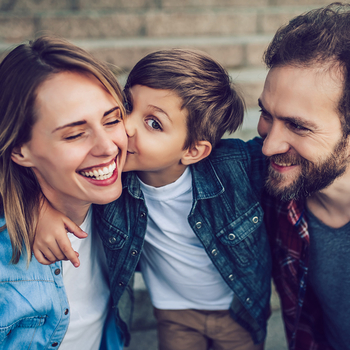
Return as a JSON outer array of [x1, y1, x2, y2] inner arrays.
[[262, 193, 334, 350]]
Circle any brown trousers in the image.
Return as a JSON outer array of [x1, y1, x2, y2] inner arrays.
[[154, 308, 264, 350]]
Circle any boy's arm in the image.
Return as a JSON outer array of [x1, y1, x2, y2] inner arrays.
[[33, 197, 87, 267]]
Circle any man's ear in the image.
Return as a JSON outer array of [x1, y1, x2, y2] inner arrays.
[[11, 145, 34, 168], [181, 141, 212, 166]]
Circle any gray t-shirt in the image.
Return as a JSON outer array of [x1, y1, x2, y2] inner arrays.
[[306, 207, 350, 350]]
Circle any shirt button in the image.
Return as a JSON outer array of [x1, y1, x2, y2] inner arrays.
[[228, 274, 234, 281], [119, 281, 125, 286], [54, 268, 61, 275], [195, 222, 202, 229], [131, 250, 138, 256], [140, 212, 146, 218], [64, 309, 69, 315], [52, 342, 58, 347], [109, 237, 116, 244], [211, 249, 218, 256], [252, 216, 259, 224], [228, 233, 236, 240]]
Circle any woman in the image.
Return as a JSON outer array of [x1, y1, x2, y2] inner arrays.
[[0, 36, 127, 349]]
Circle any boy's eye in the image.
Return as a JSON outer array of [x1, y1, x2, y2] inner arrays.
[[146, 118, 162, 131]]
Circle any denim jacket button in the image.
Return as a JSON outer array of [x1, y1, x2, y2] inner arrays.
[[54, 268, 61, 275], [211, 249, 218, 256], [131, 250, 138, 256], [228, 233, 235, 240], [228, 274, 234, 281], [109, 237, 116, 244], [252, 216, 259, 224], [64, 309, 69, 315], [52, 342, 58, 347], [140, 212, 146, 218], [246, 297, 252, 304], [195, 222, 202, 229]]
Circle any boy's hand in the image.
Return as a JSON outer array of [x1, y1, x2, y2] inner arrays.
[[33, 198, 88, 268]]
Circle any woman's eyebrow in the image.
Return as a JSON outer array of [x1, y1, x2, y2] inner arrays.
[[52, 107, 120, 133], [52, 120, 86, 133], [103, 106, 119, 117]]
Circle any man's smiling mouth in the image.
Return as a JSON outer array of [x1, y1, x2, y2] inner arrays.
[[273, 161, 295, 167], [79, 161, 116, 180]]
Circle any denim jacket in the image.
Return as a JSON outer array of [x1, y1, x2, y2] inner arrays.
[[0, 217, 122, 350], [94, 137, 271, 345]]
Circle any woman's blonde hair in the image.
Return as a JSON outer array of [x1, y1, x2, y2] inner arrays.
[[0, 36, 125, 264]]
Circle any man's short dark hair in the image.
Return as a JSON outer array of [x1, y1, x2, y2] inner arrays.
[[264, 2, 350, 134]]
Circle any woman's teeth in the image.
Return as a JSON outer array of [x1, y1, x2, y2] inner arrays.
[[80, 162, 116, 180]]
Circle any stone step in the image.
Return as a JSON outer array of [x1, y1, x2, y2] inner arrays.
[[0, 0, 330, 13], [0, 4, 330, 42], [230, 67, 267, 108], [71, 34, 273, 71]]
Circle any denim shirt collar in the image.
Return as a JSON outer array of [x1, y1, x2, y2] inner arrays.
[[122, 157, 224, 202]]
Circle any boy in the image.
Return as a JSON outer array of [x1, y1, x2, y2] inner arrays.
[[35, 49, 270, 350]]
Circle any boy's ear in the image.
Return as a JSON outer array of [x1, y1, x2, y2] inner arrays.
[[181, 141, 212, 166], [11, 145, 34, 168]]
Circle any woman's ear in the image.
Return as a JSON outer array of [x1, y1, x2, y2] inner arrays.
[[11, 145, 34, 167], [181, 141, 212, 166]]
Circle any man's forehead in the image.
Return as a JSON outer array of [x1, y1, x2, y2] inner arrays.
[[260, 64, 344, 123]]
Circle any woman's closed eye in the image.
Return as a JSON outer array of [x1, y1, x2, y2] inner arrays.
[[64, 132, 84, 141], [105, 119, 122, 126]]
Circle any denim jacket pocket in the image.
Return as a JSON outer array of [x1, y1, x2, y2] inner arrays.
[[216, 203, 264, 266], [0, 316, 47, 343], [98, 219, 129, 251]]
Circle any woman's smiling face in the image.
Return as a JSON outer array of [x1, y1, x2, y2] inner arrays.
[[14, 71, 127, 212]]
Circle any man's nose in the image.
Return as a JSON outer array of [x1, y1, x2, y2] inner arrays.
[[258, 118, 290, 157]]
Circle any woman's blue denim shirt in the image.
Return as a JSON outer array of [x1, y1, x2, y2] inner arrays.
[[94, 137, 272, 345], [0, 217, 123, 350]]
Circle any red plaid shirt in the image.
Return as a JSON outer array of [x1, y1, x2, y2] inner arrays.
[[263, 194, 333, 350]]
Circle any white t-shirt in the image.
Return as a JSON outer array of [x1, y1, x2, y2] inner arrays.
[[139, 167, 233, 310], [60, 208, 110, 350]]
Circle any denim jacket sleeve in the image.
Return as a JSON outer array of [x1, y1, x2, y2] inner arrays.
[[0, 218, 70, 350]]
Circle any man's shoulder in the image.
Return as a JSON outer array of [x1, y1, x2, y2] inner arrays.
[[210, 137, 264, 162]]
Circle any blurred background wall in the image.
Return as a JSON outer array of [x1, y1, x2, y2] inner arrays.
[[0, 1, 332, 348]]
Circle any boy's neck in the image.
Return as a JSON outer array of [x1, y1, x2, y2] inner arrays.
[[137, 164, 189, 188]]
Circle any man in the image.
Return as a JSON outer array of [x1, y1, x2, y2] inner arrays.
[[259, 3, 350, 350]]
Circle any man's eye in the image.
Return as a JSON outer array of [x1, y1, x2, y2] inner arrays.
[[146, 118, 162, 130], [288, 122, 309, 133], [259, 109, 272, 121]]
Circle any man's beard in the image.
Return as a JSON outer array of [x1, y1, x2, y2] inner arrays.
[[265, 136, 349, 201]]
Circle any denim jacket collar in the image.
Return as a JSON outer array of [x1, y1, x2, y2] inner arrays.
[[122, 158, 224, 203]]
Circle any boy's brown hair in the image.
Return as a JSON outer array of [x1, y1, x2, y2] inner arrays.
[[124, 49, 245, 149]]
